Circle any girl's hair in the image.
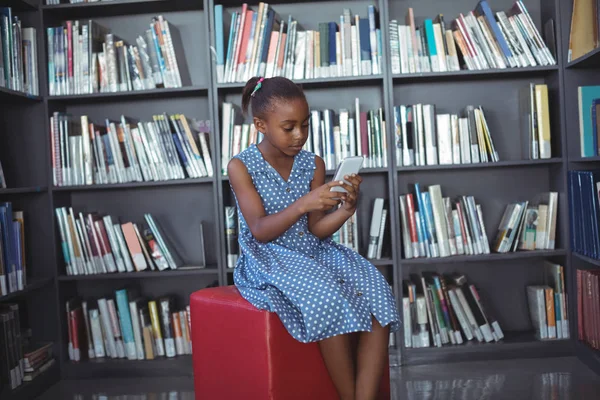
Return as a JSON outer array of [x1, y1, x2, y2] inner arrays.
[[241, 76, 305, 118]]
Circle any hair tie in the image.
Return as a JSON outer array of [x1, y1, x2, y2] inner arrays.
[[251, 77, 265, 97]]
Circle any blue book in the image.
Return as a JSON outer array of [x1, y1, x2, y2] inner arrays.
[[0, 203, 15, 292], [328, 22, 337, 71], [413, 184, 431, 255], [223, 12, 237, 81], [214, 5, 224, 82], [259, 9, 276, 73], [422, 192, 439, 257], [11, 221, 23, 291], [358, 18, 371, 64], [475, 0, 513, 66], [115, 289, 137, 360], [578, 86, 600, 157], [423, 20, 437, 61]]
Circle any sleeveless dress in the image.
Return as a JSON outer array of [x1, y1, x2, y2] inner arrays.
[[232, 144, 400, 343]]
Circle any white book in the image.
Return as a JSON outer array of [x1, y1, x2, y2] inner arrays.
[[102, 216, 126, 273], [455, 287, 483, 342], [293, 31, 306, 80], [112, 224, 135, 273], [367, 199, 384, 259], [451, 115, 461, 164], [459, 118, 471, 164], [436, 114, 453, 165], [423, 105, 438, 165], [428, 185, 450, 257], [403, 298, 412, 348], [128, 301, 145, 360], [89, 308, 106, 358], [97, 299, 118, 358], [376, 209, 387, 260]]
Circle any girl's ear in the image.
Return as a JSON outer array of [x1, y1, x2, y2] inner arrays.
[[254, 117, 267, 134]]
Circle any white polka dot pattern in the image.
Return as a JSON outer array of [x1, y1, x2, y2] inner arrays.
[[231, 144, 400, 343]]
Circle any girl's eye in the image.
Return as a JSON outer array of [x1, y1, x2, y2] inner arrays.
[[301, 124, 309, 129], [283, 127, 294, 132]]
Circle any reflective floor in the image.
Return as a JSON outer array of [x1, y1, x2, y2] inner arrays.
[[37, 357, 600, 400]]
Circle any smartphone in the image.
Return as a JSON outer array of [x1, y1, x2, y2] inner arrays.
[[330, 156, 364, 193]]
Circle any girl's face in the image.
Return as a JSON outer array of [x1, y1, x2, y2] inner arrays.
[[255, 97, 310, 156]]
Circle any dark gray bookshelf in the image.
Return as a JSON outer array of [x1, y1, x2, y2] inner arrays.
[[2, 0, 598, 397]]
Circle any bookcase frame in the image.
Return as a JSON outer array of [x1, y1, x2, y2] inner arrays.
[[1, 0, 598, 396]]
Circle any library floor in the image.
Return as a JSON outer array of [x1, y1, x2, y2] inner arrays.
[[37, 356, 600, 400]]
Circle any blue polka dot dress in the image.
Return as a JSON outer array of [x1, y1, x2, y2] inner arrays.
[[232, 144, 400, 343]]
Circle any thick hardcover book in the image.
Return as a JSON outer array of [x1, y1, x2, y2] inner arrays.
[[225, 206, 239, 268]]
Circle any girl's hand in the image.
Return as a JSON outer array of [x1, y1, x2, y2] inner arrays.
[[340, 174, 362, 212], [300, 181, 344, 213]]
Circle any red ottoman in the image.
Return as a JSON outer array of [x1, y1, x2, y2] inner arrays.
[[190, 286, 391, 400]]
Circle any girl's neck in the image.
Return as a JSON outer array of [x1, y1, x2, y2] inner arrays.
[[257, 140, 294, 167]]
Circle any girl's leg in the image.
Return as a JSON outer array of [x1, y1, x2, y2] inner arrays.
[[355, 316, 390, 400], [318, 333, 356, 400]]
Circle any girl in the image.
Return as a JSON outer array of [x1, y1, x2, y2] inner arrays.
[[228, 76, 400, 400]]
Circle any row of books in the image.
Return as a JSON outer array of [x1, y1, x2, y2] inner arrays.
[[1, 303, 55, 391], [220, 100, 389, 174], [55, 208, 188, 276], [66, 292, 191, 362], [526, 262, 569, 341], [577, 269, 600, 350], [394, 104, 498, 168], [403, 272, 504, 348], [47, 16, 186, 96], [569, 170, 600, 259], [494, 193, 558, 253], [50, 113, 213, 188], [399, 184, 490, 260], [1, 7, 39, 96], [577, 85, 600, 158], [0, 202, 25, 297], [519, 83, 552, 160], [390, 1, 555, 75], [214, 3, 382, 83]]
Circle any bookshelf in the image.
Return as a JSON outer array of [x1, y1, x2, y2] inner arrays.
[[1, 0, 596, 397]]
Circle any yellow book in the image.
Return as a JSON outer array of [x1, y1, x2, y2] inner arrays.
[[148, 301, 165, 357], [535, 84, 552, 159]]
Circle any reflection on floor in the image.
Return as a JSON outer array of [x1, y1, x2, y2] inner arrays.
[[37, 357, 600, 400]]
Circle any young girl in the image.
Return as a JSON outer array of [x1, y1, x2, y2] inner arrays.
[[228, 76, 400, 400]]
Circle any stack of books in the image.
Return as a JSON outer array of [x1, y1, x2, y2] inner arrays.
[[569, 170, 600, 258], [389, 1, 555, 75], [220, 99, 388, 174], [54, 208, 192, 276], [47, 16, 186, 96], [398, 184, 490, 260], [577, 269, 600, 348], [0, 7, 39, 95], [50, 114, 213, 187], [1, 304, 54, 390], [0, 203, 26, 297], [403, 273, 504, 348], [527, 262, 569, 341], [394, 104, 499, 168], [493, 192, 558, 253], [65, 292, 192, 362], [213, 3, 382, 83]]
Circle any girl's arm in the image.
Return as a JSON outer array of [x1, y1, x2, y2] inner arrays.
[[228, 158, 342, 243], [307, 156, 358, 240]]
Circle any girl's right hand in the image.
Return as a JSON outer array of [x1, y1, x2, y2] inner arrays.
[[300, 181, 345, 213]]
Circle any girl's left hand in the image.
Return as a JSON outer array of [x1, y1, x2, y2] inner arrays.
[[340, 174, 362, 212]]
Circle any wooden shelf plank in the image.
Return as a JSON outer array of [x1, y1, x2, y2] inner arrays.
[[393, 65, 558, 83], [398, 159, 563, 172], [0, 278, 54, 303], [567, 47, 600, 69], [47, 86, 208, 102], [401, 250, 566, 265], [569, 156, 600, 163], [0, 86, 41, 101], [0, 186, 47, 195], [402, 331, 573, 365], [52, 178, 212, 192], [573, 253, 600, 268], [41, 0, 201, 18], [217, 74, 383, 91], [58, 267, 219, 281], [1, 0, 36, 10], [62, 355, 193, 379]]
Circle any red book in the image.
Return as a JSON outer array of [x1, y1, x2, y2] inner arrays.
[[360, 112, 369, 159], [578, 269, 583, 341], [405, 193, 419, 251]]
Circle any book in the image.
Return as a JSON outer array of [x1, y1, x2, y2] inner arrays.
[[569, 170, 600, 259], [0, 203, 26, 296], [225, 206, 238, 269]]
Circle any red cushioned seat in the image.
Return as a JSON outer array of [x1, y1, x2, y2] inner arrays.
[[190, 286, 391, 400]]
